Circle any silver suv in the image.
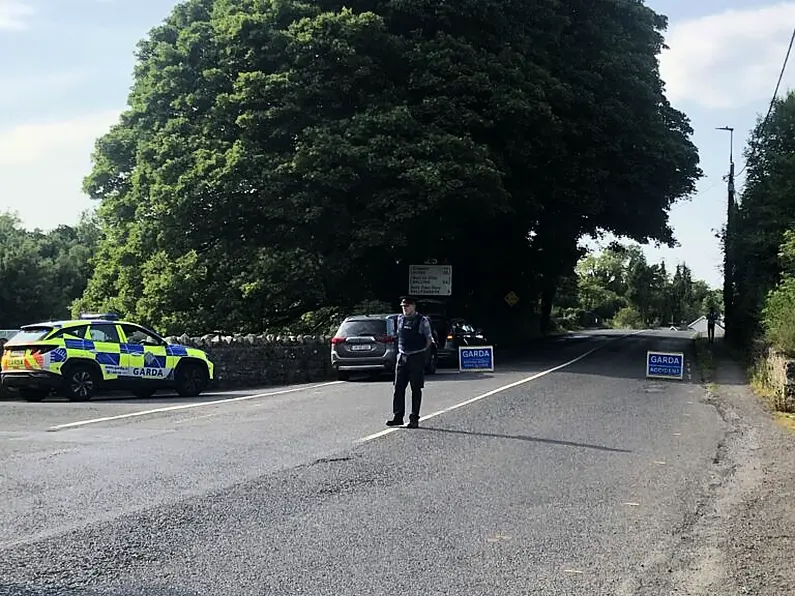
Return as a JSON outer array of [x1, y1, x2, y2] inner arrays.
[[330, 313, 438, 381]]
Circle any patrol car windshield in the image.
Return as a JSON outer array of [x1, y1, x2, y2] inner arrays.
[[6, 327, 53, 344], [336, 320, 389, 337]]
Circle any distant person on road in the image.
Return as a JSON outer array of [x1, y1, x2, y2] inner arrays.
[[706, 306, 719, 344], [386, 296, 433, 429]]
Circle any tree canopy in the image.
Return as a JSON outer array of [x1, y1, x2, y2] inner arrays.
[[76, 0, 701, 336], [555, 242, 718, 331], [729, 90, 795, 352], [0, 212, 99, 328]]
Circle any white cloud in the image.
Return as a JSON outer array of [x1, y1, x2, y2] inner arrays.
[[0, 0, 34, 30], [660, 2, 795, 109], [0, 71, 91, 109], [0, 111, 120, 229], [0, 110, 119, 166]]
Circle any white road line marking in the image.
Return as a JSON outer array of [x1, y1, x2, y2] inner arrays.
[[47, 381, 345, 431], [623, 502, 641, 507], [356, 331, 644, 443]]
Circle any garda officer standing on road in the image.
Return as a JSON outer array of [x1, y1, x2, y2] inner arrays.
[[706, 306, 719, 344], [386, 296, 433, 429]]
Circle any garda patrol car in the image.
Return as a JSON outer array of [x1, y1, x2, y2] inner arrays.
[[0, 314, 214, 402]]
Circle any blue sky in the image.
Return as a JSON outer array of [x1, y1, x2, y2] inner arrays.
[[1, 0, 793, 290]]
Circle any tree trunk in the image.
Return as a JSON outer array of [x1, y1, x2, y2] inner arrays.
[[540, 283, 556, 335]]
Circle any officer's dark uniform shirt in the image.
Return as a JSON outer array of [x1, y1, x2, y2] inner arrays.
[[397, 313, 432, 355]]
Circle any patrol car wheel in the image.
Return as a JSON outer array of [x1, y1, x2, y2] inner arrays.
[[175, 362, 208, 397], [62, 364, 99, 402]]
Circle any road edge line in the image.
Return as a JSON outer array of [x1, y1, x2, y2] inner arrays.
[[46, 381, 345, 431]]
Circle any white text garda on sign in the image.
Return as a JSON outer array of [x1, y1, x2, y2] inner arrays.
[[461, 349, 492, 358], [648, 354, 681, 365]]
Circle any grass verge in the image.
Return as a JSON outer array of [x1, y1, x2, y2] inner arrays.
[[693, 333, 715, 384], [694, 335, 795, 433], [774, 412, 795, 432]]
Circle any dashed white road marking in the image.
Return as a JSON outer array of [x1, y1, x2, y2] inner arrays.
[[47, 381, 345, 431], [485, 533, 513, 542], [356, 330, 645, 443]]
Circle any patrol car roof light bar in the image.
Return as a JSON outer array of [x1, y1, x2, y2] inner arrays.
[[79, 313, 120, 321]]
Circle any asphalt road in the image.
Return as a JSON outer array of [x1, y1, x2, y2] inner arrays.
[[0, 329, 739, 595]]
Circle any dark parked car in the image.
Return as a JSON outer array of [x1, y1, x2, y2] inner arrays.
[[330, 313, 438, 381], [428, 316, 489, 367]]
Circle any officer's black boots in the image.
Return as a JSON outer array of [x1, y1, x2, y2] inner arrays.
[[385, 415, 419, 428]]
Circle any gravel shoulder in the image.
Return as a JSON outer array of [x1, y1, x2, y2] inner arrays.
[[623, 338, 795, 595]]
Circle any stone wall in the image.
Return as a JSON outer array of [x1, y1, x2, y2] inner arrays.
[[752, 342, 795, 413], [167, 333, 335, 389]]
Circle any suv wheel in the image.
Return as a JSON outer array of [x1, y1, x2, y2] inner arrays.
[[175, 362, 209, 397], [62, 364, 99, 402]]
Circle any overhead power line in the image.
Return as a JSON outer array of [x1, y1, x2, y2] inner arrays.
[[736, 27, 795, 178], [689, 178, 724, 199]]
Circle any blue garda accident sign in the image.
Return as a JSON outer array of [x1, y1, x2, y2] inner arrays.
[[646, 351, 684, 380], [459, 346, 495, 372]]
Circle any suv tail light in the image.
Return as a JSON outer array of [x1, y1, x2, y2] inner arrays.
[[331, 337, 346, 344], [375, 335, 394, 343]]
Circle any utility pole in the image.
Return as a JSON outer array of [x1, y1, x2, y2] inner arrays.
[[717, 126, 735, 342]]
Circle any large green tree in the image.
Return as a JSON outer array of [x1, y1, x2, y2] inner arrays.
[[729, 91, 795, 345], [79, 0, 700, 336]]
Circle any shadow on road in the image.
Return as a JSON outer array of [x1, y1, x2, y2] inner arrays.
[[344, 371, 497, 383], [419, 426, 633, 453], [528, 330, 747, 386], [0, 585, 201, 596]]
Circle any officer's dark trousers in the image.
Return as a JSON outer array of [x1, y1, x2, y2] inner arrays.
[[393, 352, 425, 419]]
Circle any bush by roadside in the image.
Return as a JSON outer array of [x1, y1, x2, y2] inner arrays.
[[611, 306, 644, 330], [762, 278, 795, 357], [725, 229, 795, 414]]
